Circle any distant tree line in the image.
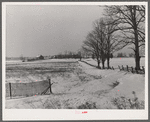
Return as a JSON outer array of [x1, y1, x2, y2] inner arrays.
[[129, 53, 134, 57], [53, 54, 81, 59], [117, 53, 126, 57], [52, 51, 82, 59]]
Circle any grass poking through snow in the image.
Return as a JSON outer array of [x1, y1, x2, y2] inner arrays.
[[112, 91, 144, 109], [77, 102, 97, 109]]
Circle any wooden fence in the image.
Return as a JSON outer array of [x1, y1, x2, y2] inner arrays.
[[6, 77, 53, 99], [80, 60, 115, 70], [107, 66, 115, 70], [80, 60, 144, 73], [118, 65, 145, 74]]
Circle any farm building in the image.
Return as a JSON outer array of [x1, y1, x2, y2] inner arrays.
[[36, 55, 44, 60]]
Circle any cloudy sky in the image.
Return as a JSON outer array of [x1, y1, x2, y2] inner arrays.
[[6, 5, 105, 57], [6, 5, 131, 57]]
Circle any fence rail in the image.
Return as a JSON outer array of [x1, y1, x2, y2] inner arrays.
[[118, 65, 145, 74], [107, 66, 115, 70], [6, 77, 53, 99], [80, 60, 115, 70], [80, 60, 144, 74]]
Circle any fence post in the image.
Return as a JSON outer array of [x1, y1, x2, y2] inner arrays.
[[135, 67, 138, 74], [126, 65, 128, 72], [9, 83, 12, 99], [142, 66, 145, 73], [112, 66, 114, 70], [131, 67, 133, 73], [48, 78, 52, 94]]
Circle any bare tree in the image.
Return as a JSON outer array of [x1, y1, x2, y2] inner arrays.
[[82, 18, 108, 69], [103, 17, 128, 68], [105, 5, 145, 70], [82, 31, 101, 68], [93, 18, 107, 69]]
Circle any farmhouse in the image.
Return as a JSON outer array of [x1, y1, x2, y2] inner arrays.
[[36, 55, 44, 60]]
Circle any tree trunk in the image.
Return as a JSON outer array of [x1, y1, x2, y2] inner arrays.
[[107, 57, 110, 68], [97, 60, 100, 68], [134, 28, 140, 70], [133, 6, 140, 70], [135, 54, 140, 70], [102, 60, 105, 69], [134, 26, 140, 70]]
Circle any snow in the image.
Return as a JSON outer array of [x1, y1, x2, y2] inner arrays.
[[83, 57, 145, 68], [5, 59, 145, 109]]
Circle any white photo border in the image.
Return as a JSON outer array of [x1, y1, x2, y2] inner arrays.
[[2, 2, 148, 120]]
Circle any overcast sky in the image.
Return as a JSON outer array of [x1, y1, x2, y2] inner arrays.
[[6, 5, 132, 57], [6, 5, 105, 57]]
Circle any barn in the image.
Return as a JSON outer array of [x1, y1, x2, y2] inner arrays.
[[36, 55, 44, 60]]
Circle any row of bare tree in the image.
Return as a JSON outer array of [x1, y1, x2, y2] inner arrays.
[[82, 5, 145, 70]]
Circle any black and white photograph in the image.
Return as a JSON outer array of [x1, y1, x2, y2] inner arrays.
[[2, 2, 148, 120]]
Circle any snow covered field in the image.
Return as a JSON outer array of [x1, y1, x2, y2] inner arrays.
[[83, 57, 145, 68], [5, 58, 145, 109]]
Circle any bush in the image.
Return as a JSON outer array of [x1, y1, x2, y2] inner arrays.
[[77, 102, 97, 109], [110, 81, 119, 88], [112, 96, 144, 109]]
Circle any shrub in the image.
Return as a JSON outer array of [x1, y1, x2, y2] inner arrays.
[[110, 81, 119, 88], [112, 96, 144, 109], [77, 102, 97, 109]]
